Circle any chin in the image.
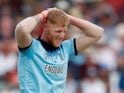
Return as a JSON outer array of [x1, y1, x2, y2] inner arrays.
[[54, 45, 60, 48], [54, 43, 61, 48], [53, 41, 62, 48]]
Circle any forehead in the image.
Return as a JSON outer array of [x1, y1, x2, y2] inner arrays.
[[50, 24, 68, 31]]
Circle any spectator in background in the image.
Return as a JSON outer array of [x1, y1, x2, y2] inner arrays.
[[0, 39, 18, 82], [92, 36, 117, 71], [117, 38, 124, 93], [68, 53, 86, 81], [81, 66, 107, 93], [0, 6, 14, 40], [109, 23, 124, 53], [64, 73, 77, 93]]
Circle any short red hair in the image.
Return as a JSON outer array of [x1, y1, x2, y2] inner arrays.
[[47, 9, 70, 26]]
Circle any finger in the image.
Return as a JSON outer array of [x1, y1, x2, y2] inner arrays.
[[47, 7, 58, 11]]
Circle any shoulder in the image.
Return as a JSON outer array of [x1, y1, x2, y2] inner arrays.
[[62, 38, 74, 46], [19, 38, 40, 52], [61, 38, 77, 55]]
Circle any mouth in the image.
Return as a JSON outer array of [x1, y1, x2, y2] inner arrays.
[[56, 38, 63, 42]]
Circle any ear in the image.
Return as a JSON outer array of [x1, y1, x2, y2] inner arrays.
[[42, 22, 48, 28]]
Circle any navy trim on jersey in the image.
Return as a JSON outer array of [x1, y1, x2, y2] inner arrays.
[[18, 41, 32, 51], [74, 38, 78, 55], [37, 38, 59, 51], [18, 36, 78, 55]]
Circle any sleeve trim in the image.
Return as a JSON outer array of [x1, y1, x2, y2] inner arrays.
[[18, 41, 33, 51], [74, 38, 78, 55]]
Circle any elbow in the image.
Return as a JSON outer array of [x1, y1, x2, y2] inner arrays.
[[15, 22, 26, 35], [15, 22, 27, 39], [99, 27, 104, 37], [15, 23, 21, 37], [15, 22, 24, 32], [96, 27, 104, 40]]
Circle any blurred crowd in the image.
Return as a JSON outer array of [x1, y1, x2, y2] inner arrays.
[[0, 0, 124, 93]]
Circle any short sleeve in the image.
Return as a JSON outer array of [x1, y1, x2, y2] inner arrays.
[[19, 38, 37, 55], [62, 38, 77, 57]]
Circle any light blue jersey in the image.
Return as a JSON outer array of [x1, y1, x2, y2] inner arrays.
[[18, 38, 75, 93]]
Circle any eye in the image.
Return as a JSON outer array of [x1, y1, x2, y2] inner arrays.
[[55, 30, 67, 34], [55, 30, 62, 33]]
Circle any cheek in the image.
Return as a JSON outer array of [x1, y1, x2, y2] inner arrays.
[[47, 32, 56, 42]]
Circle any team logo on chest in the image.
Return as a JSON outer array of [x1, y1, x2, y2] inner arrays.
[[44, 65, 64, 74], [44, 51, 65, 62]]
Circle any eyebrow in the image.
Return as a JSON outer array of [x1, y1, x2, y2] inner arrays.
[[55, 30, 67, 33]]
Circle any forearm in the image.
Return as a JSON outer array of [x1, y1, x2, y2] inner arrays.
[[15, 14, 41, 34], [15, 14, 42, 48], [67, 15, 104, 52], [68, 15, 104, 38]]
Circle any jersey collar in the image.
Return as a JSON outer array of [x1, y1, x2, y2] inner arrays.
[[37, 38, 59, 51]]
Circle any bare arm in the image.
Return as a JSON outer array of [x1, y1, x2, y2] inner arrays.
[[15, 8, 57, 48], [15, 15, 41, 48], [68, 15, 104, 52]]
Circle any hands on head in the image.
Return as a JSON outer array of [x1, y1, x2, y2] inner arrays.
[[41, 7, 59, 17], [40, 7, 69, 23]]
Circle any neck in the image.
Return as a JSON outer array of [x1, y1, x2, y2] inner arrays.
[[41, 30, 48, 43], [38, 34, 59, 51]]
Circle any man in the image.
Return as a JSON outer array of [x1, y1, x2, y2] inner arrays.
[[15, 8, 103, 93]]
